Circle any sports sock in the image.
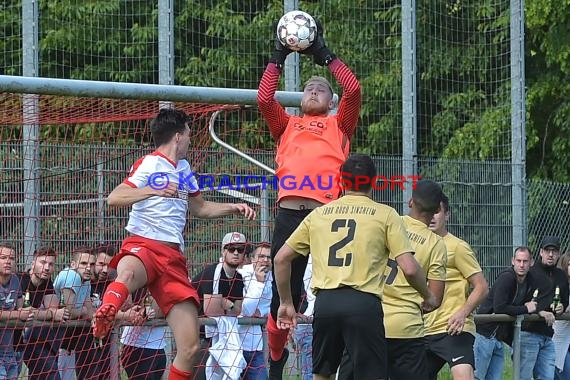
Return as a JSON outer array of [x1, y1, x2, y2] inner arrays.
[[101, 281, 129, 310], [267, 313, 289, 362], [168, 364, 192, 380]]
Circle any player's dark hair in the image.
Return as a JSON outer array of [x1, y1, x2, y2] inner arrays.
[[340, 153, 377, 193], [33, 246, 56, 257], [71, 246, 94, 262], [0, 241, 15, 251], [441, 193, 450, 213], [93, 243, 117, 257], [150, 108, 192, 148], [412, 180, 443, 214]]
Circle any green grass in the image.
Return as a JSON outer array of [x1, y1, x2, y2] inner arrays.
[[437, 355, 513, 379]]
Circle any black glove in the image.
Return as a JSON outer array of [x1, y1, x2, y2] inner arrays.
[[269, 36, 293, 69], [300, 19, 336, 66]]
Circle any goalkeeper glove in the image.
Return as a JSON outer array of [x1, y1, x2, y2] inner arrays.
[[300, 19, 336, 66], [270, 37, 293, 69]]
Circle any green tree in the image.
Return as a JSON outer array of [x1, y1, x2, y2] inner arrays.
[[525, 0, 570, 182]]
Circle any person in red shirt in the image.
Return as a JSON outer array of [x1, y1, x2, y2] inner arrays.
[[257, 18, 361, 380]]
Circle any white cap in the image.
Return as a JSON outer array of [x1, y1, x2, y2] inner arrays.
[[222, 232, 247, 249]]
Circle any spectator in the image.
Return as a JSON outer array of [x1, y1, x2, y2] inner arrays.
[[425, 195, 489, 380], [89, 243, 119, 379], [15, 246, 69, 380], [519, 236, 569, 380], [293, 255, 315, 380], [0, 242, 33, 380], [120, 288, 167, 380], [474, 246, 539, 380], [553, 252, 570, 379], [53, 246, 99, 380], [191, 232, 246, 379], [91, 243, 118, 305], [238, 242, 273, 380]]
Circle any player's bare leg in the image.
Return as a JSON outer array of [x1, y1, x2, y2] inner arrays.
[[450, 363, 474, 380], [93, 255, 148, 338], [314, 375, 336, 380], [166, 300, 201, 379]]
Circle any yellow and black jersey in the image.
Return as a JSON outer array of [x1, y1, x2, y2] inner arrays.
[[286, 195, 413, 299], [382, 215, 447, 338], [424, 233, 482, 335]]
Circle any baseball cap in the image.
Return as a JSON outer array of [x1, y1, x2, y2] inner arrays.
[[222, 232, 247, 249], [541, 236, 561, 250]]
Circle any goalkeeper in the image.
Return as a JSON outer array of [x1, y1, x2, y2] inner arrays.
[[257, 17, 361, 380]]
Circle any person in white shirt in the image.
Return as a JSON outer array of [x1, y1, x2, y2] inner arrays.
[[293, 255, 315, 380], [120, 288, 166, 380], [238, 243, 273, 380]]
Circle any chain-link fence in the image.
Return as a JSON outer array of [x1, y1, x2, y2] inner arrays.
[[2, 143, 562, 286]]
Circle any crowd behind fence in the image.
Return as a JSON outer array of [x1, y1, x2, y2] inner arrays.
[[2, 145, 570, 284], [1, 313, 567, 379]]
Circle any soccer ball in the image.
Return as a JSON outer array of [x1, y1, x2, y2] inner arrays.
[[276, 11, 317, 52]]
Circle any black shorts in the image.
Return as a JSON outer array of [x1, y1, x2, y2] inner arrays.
[[312, 287, 387, 379], [270, 207, 312, 320], [425, 332, 475, 378], [386, 337, 429, 380]]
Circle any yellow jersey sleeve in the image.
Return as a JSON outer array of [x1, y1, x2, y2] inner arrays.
[[454, 240, 482, 280], [427, 238, 447, 281], [385, 209, 414, 260]]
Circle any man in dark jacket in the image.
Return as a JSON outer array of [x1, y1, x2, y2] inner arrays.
[[519, 236, 569, 380], [474, 246, 542, 380]]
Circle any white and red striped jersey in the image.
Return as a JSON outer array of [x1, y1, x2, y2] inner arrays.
[[123, 151, 200, 247]]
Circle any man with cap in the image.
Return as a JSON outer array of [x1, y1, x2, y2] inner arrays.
[[518, 236, 569, 380], [258, 17, 362, 380], [190, 232, 247, 379], [192, 231, 247, 317]]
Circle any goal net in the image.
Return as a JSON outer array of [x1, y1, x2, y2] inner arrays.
[[0, 93, 279, 379]]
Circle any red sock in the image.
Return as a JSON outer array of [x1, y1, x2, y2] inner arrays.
[[101, 282, 129, 310], [168, 364, 192, 380], [267, 314, 289, 361]]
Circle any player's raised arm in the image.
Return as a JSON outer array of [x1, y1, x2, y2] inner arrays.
[[299, 18, 362, 138], [257, 37, 293, 141]]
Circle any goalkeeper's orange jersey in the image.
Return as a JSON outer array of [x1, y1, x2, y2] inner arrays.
[[424, 233, 482, 336], [274, 115, 349, 204], [382, 215, 447, 339], [285, 195, 413, 299], [257, 60, 362, 204]]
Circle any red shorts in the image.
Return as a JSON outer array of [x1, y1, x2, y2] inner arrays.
[[109, 235, 199, 316]]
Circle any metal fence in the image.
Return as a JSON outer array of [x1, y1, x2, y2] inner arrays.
[[1, 143, 565, 286]]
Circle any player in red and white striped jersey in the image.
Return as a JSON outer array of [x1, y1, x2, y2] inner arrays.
[[92, 108, 256, 380]]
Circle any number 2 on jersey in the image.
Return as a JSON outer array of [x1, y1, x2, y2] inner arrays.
[[328, 219, 355, 267]]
